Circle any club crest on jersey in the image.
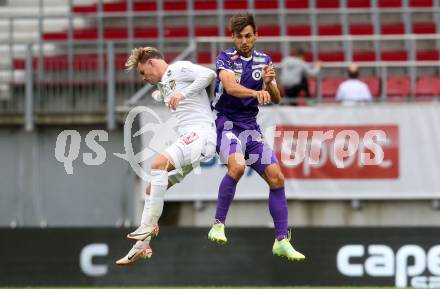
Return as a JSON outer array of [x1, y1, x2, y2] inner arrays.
[[182, 132, 199, 145], [252, 70, 262, 80], [235, 72, 241, 83], [169, 80, 176, 91], [254, 56, 266, 63]]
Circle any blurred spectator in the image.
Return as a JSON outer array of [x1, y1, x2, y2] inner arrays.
[[336, 64, 372, 104], [280, 48, 321, 105]]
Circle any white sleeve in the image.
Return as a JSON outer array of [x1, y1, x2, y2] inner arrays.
[[336, 84, 344, 101], [175, 61, 216, 98]]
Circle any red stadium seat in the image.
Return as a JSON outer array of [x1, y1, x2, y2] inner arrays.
[[381, 23, 405, 34], [318, 51, 345, 62], [134, 27, 158, 38], [378, 0, 402, 7], [416, 76, 440, 97], [195, 26, 218, 37], [387, 76, 411, 97], [412, 22, 436, 34], [303, 51, 314, 62], [105, 2, 134, 12], [258, 25, 281, 36], [197, 52, 213, 64], [416, 50, 439, 61], [72, 4, 96, 13], [287, 25, 312, 36], [163, 52, 180, 62], [164, 0, 187, 10], [264, 51, 282, 63], [224, 0, 247, 9], [43, 31, 67, 41], [194, 0, 217, 10], [164, 26, 188, 38], [353, 51, 376, 62], [133, 1, 157, 11], [350, 23, 374, 35], [347, 0, 371, 8], [318, 24, 343, 35], [285, 0, 309, 8], [360, 77, 380, 97], [104, 28, 127, 39], [410, 0, 433, 7], [308, 78, 317, 97], [255, 0, 279, 9], [194, 26, 219, 36], [322, 77, 345, 97], [74, 28, 98, 40], [316, 0, 340, 8], [381, 50, 408, 61]]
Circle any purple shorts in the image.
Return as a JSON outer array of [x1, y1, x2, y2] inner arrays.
[[215, 115, 278, 175]]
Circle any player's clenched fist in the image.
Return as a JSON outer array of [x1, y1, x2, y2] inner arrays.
[[168, 92, 185, 110], [253, 90, 271, 106], [262, 65, 276, 84]]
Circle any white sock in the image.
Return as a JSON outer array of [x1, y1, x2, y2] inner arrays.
[[147, 169, 168, 226], [140, 194, 151, 226]]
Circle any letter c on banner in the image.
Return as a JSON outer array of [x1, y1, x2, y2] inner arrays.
[[337, 245, 365, 276], [80, 243, 108, 277]]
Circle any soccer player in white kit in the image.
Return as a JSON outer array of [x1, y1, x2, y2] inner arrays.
[[116, 47, 217, 265]]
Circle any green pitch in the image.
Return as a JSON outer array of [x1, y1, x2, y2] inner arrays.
[[0, 286, 404, 289]]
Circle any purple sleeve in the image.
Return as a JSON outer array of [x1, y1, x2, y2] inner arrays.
[[216, 52, 233, 73], [266, 55, 273, 67]]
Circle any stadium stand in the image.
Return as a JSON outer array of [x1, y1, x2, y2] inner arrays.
[[2, 0, 440, 102]]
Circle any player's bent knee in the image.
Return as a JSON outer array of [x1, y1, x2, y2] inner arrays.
[[151, 155, 169, 170], [267, 171, 285, 188], [228, 163, 245, 180]]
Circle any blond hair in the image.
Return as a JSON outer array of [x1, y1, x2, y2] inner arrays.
[[125, 47, 163, 71]]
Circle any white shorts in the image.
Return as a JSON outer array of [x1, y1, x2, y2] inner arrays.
[[165, 125, 216, 185]]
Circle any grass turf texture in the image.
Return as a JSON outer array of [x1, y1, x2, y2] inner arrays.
[[0, 286, 406, 289]]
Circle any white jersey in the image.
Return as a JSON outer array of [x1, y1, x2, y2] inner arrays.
[[156, 61, 216, 134], [336, 79, 373, 104]]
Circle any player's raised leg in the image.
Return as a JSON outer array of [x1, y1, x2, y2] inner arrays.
[[116, 153, 174, 266], [208, 151, 245, 244], [262, 163, 305, 261]]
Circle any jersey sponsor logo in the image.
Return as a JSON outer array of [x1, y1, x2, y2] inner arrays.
[[252, 70, 262, 80], [254, 56, 266, 62], [252, 64, 266, 69], [182, 132, 199, 145]]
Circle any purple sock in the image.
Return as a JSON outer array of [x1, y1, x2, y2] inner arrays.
[[214, 174, 238, 224], [269, 187, 288, 240]]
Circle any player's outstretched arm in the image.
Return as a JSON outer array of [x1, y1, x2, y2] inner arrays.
[[219, 69, 258, 98]]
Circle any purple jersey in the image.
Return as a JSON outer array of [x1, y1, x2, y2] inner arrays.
[[212, 48, 272, 129]]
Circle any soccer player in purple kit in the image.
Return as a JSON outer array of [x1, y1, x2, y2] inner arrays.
[[207, 13, 305, 261]]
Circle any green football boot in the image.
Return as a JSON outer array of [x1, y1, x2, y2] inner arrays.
[[272, 231, 305, 261], [208, 222, 227, 244]]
